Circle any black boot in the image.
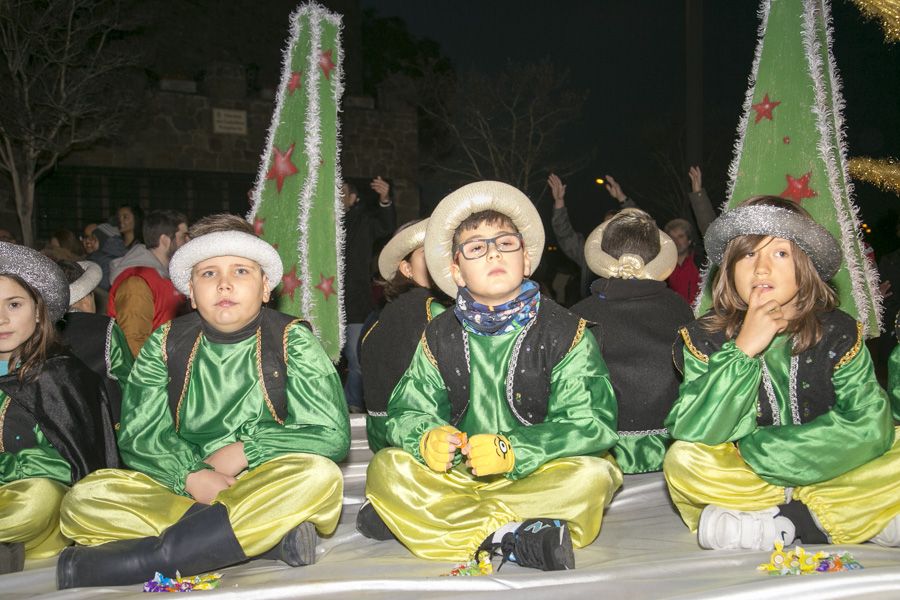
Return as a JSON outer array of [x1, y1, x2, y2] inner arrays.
[[0, 542, 25, 575], [256, 521, 317, 566], [355, 501, 395, 541], [56, 503, 247, 589]]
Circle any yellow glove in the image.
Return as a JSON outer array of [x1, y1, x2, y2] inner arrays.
[[465, 433, 515, 476], [419, 425, 465, 472]]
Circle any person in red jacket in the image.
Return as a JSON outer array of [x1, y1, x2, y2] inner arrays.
[[108, 209, 189, 356], [664, 218, 701, 305]]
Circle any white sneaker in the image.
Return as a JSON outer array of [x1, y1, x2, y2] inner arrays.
[[870, 515, 900, 547], [698, 505, 796, 550]]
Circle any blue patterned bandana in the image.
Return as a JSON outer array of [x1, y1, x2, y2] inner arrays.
[[454, 279, 540, 336]]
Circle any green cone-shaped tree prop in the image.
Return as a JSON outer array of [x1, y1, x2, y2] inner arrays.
[[699, 0, 882, 336], [248, 3, 345, 359]]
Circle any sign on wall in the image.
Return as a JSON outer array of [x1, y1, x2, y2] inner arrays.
[[212, 108, 248, 135]]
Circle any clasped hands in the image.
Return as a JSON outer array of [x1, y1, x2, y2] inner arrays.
[[184, 441, 248, 505], [420, 425, 514, 476]]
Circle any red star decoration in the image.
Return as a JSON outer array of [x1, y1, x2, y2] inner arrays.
[[781, 172, 818, 202], [288, 71, 302, 94], [315, 273, 336, 301], [319, 49, 336, 80], [281, 265, 302, 300], [752, 93, 781, 123], [266, 143, 299, 193], [253, 217, 265, 236]]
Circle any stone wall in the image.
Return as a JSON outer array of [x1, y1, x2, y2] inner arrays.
[[61, 62, 419, 220], [1, 60, 419, 241]]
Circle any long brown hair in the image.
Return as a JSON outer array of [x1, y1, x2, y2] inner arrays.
[[1, 274, 60, 381], [703, 197, 838, 354]]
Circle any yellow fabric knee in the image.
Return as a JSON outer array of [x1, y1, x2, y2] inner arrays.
[[0, 478, 69, 558], [60, 469, 193, 546], [796, 426, 900, 543], [664, 441, 785, 531], [366, 450, 622, 561], [217, 453, 344, 556]]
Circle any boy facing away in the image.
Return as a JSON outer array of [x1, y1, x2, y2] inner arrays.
[[363, 181, 622, 571], [570, 208, 694, 473]]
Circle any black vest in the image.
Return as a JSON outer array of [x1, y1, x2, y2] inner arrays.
[[360, 287, 440, 416], [163, 308, 307, 431], [423, 298, 587, 426], [0, 354, 120, 482], [675, 310, 862, 426], [58, 312, 124, 424], [571, 277, 694, 434]]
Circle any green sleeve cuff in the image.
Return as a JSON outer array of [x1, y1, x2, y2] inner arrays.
[[173, 460, 215, 497]]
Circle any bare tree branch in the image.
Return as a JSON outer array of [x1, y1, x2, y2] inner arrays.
[[415, 59, 588, 199], [0, 0, 140, 244]]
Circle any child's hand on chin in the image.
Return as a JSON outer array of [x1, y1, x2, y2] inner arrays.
[[735, 287, 789, 357], [185, 469, 236, 505]]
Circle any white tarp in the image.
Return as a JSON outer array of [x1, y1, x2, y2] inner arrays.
[[5, 415, 900, 599]]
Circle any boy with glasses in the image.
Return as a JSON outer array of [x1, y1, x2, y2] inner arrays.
[[362, 181, 622, 571]]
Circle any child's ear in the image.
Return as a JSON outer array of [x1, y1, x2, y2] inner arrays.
[[450, 261, 466, 289], [262, 275, 271, 303], [399, 260, 413, 280], [523, 251, 532, 277], [188, 281, 197, 309]]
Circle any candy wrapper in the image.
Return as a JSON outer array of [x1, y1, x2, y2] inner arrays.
[[758, 542, 863, 576], [143, 571, 223, 592], [442, 550, 493, 576]]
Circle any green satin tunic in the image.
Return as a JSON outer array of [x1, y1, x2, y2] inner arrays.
[[386, 325, 619, 480], [665, 335, 894, 487], [108, 321, 134, 386], [0, 396, 70, 485], [887, 343, 900, 423], [613, 433, 670, 475], [118, 321, 350, 496]]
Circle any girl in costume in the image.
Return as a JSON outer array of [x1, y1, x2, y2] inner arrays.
[[360, 219, 446, 454], [0, 243, 119, 574], [665, 196, 900, 550], [54, 259, 133, 424], [357, 219, 446, 539]]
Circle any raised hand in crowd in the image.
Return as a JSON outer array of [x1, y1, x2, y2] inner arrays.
[[604, 175, 628, 204], [548, 173, 567, 209], [688, 166, 703, 194], [371, 176, 391, 206]]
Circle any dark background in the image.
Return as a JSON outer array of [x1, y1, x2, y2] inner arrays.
[[362, 0, 900, 253]]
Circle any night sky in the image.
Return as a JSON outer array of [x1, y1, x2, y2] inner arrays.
[[361, 0, 900, 251]]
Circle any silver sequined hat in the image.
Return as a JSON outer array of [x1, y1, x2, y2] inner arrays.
[[0, 242, 70, 322], [705, 204, 842, 281]]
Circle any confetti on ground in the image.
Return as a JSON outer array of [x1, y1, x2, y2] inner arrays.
[[143, 571, 223, 592]]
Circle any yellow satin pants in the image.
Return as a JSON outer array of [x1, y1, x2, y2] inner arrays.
[[365, 448, 623, 561], [0, 478, 69, 559], [60, 453, 344, 556], [663, 426, 900, 544]]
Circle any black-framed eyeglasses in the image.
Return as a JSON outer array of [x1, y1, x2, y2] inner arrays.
[[454, 232, 523, 260]]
